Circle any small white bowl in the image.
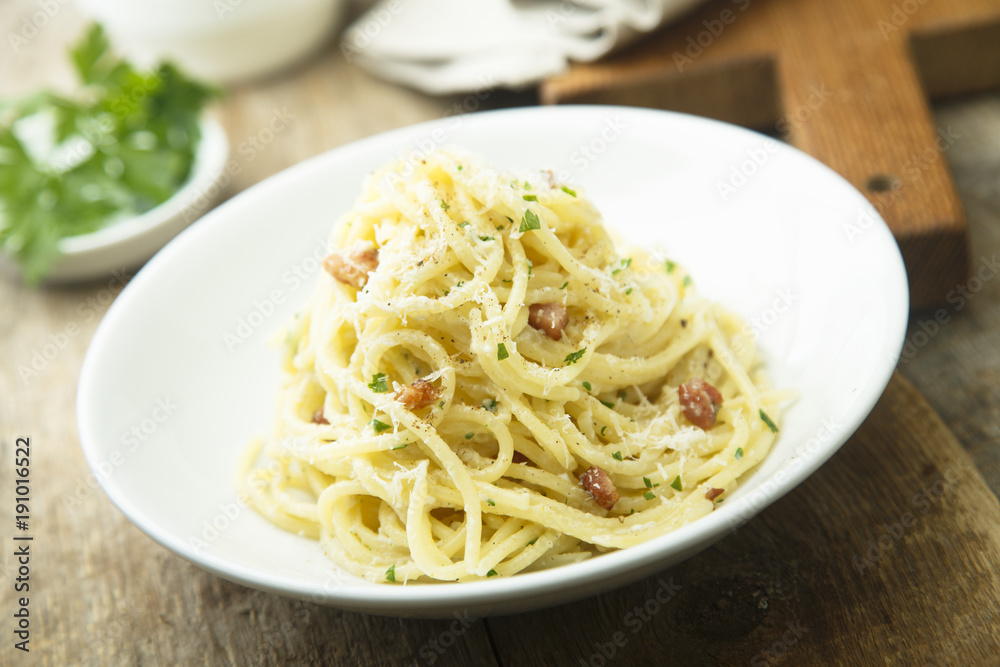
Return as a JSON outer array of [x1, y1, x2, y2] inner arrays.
[[77, 107, 908, 617], [77, 0, 346, 83], [0, 117, 229, 284]]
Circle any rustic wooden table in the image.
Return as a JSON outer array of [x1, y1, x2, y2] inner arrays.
[[2, 3, 1000, 666]]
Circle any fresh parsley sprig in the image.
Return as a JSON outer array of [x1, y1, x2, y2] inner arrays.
[[0, 24, 219, 283]]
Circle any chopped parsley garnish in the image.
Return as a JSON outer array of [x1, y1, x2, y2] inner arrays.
[[582, 381, 592, 391], [465, 432, 474, 440], [612, 451, 623, 461], [760, 409, 779, 433], [643, 477, 659, 489], [522, 194, 538, 202], [735, 447, 744, 460], [368, 373, 389, 393], [438, 400, 445, 408], [483, 398, 498, 413], [560, 185, 577, 197], [459, 221, 471, 228], [523, 181, 531, 189], [370, 419, 391, 433], [391, 443, 408, 450], [456, 281, 464, 288], [457, 165, 463, 171], [683, 275, 692, 286], [564, 348, 586, 365], [559, 281, 569, 289], [527, 260, 533, 277], [486, 499, 495, 507], [440, 199, 450, 211], [599, 399, 615, 409], [385, 565, 396, 583], [665, 260, 676, 273], [625, 287, 633, 295], [519, 209, 541, 233], [487, 569, 498, 577], [527, 538, 537, 546], [496, 224, 504, 230], [497, 342, 509, 360], [670, 476, 683, 491], [612, 258, 632, 275], [643, 491, 655, 501], [601, 426, 608, 436], [479, 235, 494, 242], [618, 390, 627, 401]]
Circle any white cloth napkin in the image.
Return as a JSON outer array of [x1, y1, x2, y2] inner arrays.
[[341, 0, 708, 94]]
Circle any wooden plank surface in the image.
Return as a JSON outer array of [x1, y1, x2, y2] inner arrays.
[[2, 2, 1000, 665], [541, 0, 1000, 309]]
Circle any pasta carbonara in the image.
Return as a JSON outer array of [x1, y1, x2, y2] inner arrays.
[[243, 148, 782, 583]]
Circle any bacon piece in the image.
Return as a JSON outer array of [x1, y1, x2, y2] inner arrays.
[[580, 466, 619, 511], [528, 303, 569, 341], [395, 379, 440, 410], [311, 409, 329, 425], [705, 487, 724, 502], [678, 378, 724, 430], [323, 245, 379, 288]]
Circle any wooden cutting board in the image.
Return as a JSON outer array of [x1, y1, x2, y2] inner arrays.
[[541, 0, 1000, 308]]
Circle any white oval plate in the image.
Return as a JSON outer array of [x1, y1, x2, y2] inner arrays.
[[77, 106, 908, 618]]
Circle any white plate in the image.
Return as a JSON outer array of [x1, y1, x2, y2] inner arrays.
[[0, 116, 229, 283], [77, 106, 908, 618]]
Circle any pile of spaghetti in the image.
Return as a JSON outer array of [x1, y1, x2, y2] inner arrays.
[[243, 149, 782, 583]]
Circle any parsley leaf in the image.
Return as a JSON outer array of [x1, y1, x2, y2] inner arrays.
[[599, 399, 615, 409], [487, 569, 498, 577], [564, 348, 586, 365], [670, 476, 683, 491], [519, 209, 541, 233], [486, 499, 495, 506], [368, 373, 388, 393], [612, 451, 623, 461], [560, 185, 577, 197], [643, 477, 659, 489], [459, 221, 471, 228], [582, 381, 592, 391], [385, 564, 396, 583], [665, 260, 676, 273], [440, 199, 450, 211], [559, 281, 569, 289], [522, 194, 538, 202], [391, 443, 408, 450], [370, 419, 391, 433], [497, 342, 509, 360], [760, 409, 779, 433], [643, 491, 655, 500], [612, 258, 632, 275], [735, 447, 744, 460], [465, 432, 474, 440]]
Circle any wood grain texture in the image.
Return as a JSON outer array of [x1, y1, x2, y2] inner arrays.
[[542, 0, 1000, 308], [2, 1, 1000, 665]]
